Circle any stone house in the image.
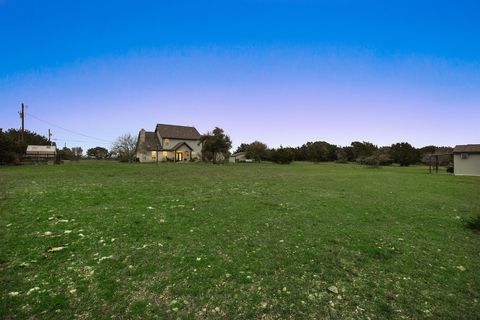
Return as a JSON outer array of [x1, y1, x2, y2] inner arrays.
[[136, 124, 202, 162]]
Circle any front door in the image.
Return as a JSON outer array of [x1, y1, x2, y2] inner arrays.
[[175, 152, 183, 162]]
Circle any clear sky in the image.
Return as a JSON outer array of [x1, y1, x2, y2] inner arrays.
[[1, 0, 479, 150]]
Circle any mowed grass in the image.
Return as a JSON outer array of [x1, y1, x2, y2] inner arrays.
[[1, 162, 479, 319]]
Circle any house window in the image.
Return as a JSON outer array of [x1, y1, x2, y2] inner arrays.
[[164, 139, 170, 146], [151, 151, 157, 159], [461, 153, 469, 159]]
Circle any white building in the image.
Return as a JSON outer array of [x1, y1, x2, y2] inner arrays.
[[24, 145, 57, 164], [229, 152, 248, 163], [453, 144, 480, 176]]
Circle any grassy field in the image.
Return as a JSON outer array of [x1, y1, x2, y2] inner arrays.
[[1, 161, 479, 319]]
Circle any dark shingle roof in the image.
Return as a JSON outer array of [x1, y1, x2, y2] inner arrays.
[[453, 144, 480, 154], [144, 132, 160, 151], [156, 124, 201, 140]]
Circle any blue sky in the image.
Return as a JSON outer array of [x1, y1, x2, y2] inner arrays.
[[1, 0, 479, 150]]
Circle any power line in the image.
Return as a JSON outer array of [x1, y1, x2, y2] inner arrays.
[[51, 138, 111, 145], [26, 112, 113, 143]]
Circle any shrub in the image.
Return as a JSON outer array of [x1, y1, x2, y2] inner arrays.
[[358, 152, 393, 167], [467, 215, 480, 233], [360, 155, 380, 167], [2, 151, 19, 165]]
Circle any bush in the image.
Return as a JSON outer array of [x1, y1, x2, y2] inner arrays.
[[467, 215, 480, 233], [359, 155, 379, 167], [358, 152, 393, 167], [0, 151, 20, 165], [271, 147, 294, 164]]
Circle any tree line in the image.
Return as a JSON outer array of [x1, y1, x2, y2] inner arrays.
[[1, 127, 453, 166], [235, 140, 453, 166], [191, 127, 453, 166], [0, 128, 116, 164]]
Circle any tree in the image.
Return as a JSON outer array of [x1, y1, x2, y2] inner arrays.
[[235, 143, 249, 154], [87, 146, 109, 159], [112, 133, 137, 163], [199, 127, 232, 164], [71, 147, 83, 161], [335, 148, 348, 163], [342, 146, 355, 161], [390, 142, 419, 166], [299, 141, 337, 162], [0, 129, 18, 164], [351, 141, 377, 160], [270, 147, 294, 164], [419, 146, 453, 166], [58, 147, 73, 160], [245, 141, 268, 162]]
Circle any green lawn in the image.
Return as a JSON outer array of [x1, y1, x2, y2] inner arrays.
[[1, 162, 479, 319]]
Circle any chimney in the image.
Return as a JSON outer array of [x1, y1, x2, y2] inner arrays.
[[139, 129, 146, 143]]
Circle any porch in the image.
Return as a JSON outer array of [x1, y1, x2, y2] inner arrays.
[[158, 150, 192, 162], [150, 141, 195, 162]]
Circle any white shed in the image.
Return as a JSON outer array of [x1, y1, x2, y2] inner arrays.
[[453, 144, 480, 176], [25, 145, 57, 164], [229, 152, 248, 163]]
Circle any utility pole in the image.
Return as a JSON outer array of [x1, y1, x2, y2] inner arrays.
[[19, 103, 25, 143]]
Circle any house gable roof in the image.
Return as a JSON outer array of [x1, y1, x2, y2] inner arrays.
[[453, 144, 480, 154], [142, 131, 160, 151], [156, 124, 201, 140], [163, 142, 194, 151]]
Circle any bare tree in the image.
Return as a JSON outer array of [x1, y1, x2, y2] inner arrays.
[[112, 133, 137, 163], [71, 147, 83, 162]]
